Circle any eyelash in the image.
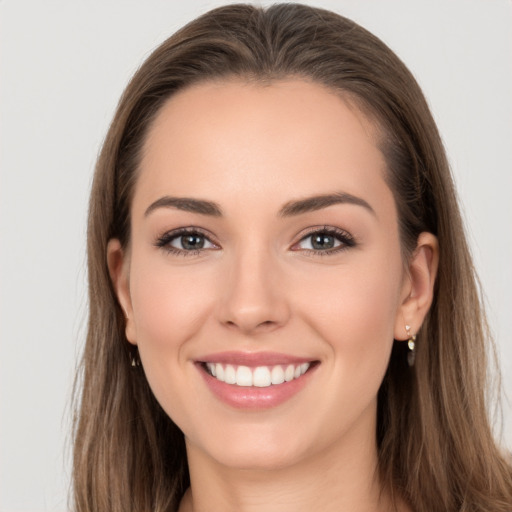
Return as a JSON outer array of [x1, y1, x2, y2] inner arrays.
[[292, 226, 356, 255], [155, 227, 217, 257], [155, 226, 356, 257]]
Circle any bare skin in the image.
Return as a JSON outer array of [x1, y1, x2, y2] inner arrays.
[[108, 79, 437, 512]]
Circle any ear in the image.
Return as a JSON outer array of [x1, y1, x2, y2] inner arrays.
[[107, 238, 137, 345], [394, 232, 439, 340]]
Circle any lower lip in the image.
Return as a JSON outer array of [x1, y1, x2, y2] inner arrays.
[[197, 363, 317, 410]]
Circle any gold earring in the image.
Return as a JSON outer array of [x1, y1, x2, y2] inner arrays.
[[405, 324, 416, 367]]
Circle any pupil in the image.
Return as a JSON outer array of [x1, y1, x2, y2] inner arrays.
[[181, 234, 204, 250], [312, 234, 334, 250]]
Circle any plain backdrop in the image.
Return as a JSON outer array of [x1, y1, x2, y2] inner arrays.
[[0, 1, 510, 510]]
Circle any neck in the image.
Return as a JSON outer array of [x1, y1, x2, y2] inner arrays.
[[179, 410, 396, 512]]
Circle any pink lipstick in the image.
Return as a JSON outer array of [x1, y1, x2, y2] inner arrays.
[[196, 351, 318, 409]]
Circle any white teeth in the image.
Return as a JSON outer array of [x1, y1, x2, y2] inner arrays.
[[253, 366, 272, 387], [236, 366, 253, 386], [271, 365, 285, 385], [206, 362, 311, 387], [215, 363, 224, 382], [224, 365, 236, 384]]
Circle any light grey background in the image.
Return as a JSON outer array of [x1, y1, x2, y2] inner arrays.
[[1, 1, 510, 510]]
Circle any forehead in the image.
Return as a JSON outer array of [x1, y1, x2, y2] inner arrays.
[[134, 79, 390, 217]]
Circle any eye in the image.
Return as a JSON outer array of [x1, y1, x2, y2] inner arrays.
[[292, 227, 355, 254], [171, 233, 214, 251], [155, 228, 218, 255], [300, 232, 340, 250]]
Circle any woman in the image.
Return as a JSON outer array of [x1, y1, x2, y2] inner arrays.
[[73, 3, 512, 511]]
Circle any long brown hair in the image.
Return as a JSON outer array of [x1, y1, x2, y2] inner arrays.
[[73, 4, 512, 511]]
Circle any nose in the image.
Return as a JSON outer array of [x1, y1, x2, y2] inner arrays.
[[217, 246, 290, 335]]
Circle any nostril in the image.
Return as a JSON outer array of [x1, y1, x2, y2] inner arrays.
[[223, 318, 279, 334], [256, 320, 278, 331]]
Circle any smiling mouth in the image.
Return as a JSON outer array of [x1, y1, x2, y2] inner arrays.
[[200, 361, 317, 388]]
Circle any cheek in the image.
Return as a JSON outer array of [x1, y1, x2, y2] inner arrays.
[[299, 258, 401, 336], [127, 254, 219, 424], [294, 251, 403, 382], [130, 255, 211, 342]]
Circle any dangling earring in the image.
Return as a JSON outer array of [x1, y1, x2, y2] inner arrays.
[[130, 348, 141, 368], [122, 309, 140, 368], [405, 324, 416, 367]]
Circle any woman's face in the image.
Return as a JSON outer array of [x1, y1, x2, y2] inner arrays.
[[113, 79, 414, 470]]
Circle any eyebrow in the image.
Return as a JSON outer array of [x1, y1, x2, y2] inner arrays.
[[278, 192, 375, 217], [144, 196, 222, 217], [144, 191, 375, 218]]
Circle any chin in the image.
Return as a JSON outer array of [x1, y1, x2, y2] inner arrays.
[[189, 423, 311, 471], [213, 444, 304, 472]]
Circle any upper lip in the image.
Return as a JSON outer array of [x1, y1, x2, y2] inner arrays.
[[196, 351, 316, 367]]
